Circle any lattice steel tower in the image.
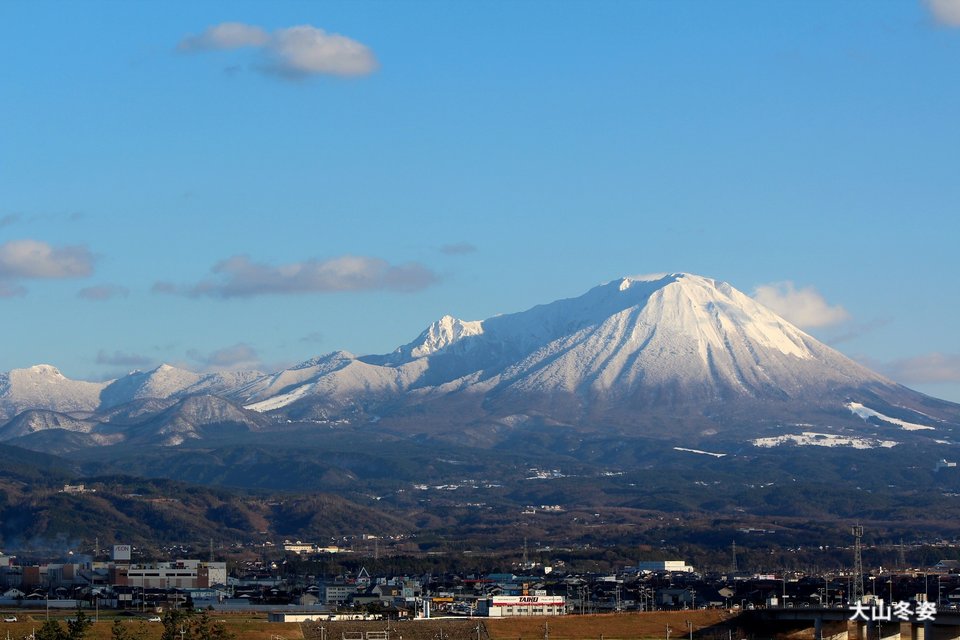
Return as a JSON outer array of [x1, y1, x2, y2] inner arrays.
[[852, 524, 865, 603]]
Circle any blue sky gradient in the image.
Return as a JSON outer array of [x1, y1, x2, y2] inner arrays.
[[2, 0, 960, 401]]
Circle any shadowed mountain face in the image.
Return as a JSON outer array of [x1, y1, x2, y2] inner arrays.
[[1, 273, 958, 456]]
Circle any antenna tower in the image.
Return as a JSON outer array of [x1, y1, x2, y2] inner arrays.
[[731, 541, 738, 573], [851, 524, 865, 603], [898, 538, 907, 570]]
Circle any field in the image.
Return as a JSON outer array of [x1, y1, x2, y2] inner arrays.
[[0, 610, 749, 640]]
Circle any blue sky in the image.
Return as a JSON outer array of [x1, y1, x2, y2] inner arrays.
[[2, 0, 960, 401]]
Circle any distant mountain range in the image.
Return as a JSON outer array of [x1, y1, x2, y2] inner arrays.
[[2, 273, 958, 454]]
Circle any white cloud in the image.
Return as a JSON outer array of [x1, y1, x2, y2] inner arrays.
[[0, 239, 95, 279], [178, 22, 269, 51], [178, 22, 377, 79], [925, 0, 960, 26], [161, 254, 438, 298], [879, 352, 960, 384], [266, 25, 378, 77], [752, 281, 850, 329]]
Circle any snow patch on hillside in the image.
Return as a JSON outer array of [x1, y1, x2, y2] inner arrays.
[[752, 432, 898, 449], [673, 447, 726, 458], [846, 402, 935, 431], [245, 382, 313, 412]]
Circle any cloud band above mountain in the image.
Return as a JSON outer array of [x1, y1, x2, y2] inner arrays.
[[752, 281, 850, 329], [154, 254, 439, 298]]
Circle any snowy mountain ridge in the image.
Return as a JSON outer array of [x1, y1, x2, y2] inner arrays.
[[1, 272, 957, 446]]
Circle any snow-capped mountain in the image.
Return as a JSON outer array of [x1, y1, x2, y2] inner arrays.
[[99, 364, 263, 409], [2, 272, 958, 449], [0, 365, 106, 421], [231, 273, 907, 428]]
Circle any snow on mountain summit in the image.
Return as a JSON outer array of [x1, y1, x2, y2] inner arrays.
[[0, 365, 106, 420], [395, 315, 485, 359], [3, 271, 950, 441], [99, 364, 264, 409], [233, 272, 893, 424]]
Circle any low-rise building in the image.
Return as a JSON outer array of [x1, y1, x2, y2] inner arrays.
[[477, 595, 565, 617], [319, 582, 355, 605], [636, 561, 695, 573], [112, 560, 227, 589]]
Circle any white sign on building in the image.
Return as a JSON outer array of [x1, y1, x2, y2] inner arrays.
[[112, 545, 132, 562]]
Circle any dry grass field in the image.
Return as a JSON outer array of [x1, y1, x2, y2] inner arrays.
[[0, 610, 750, 640]]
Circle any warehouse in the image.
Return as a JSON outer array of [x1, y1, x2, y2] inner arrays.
[[477, 595, 565, 617]]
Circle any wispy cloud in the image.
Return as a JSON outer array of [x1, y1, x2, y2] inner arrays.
[[300, 331, 324, 344], [0, 239, 95, 296], [96, 349, 154, 368], [875, 352, 960, 384], [0, 282, 27, 298], [0, 214, 20, 228], [925, 0, 960, 26], [78, 284, 130, 301], [156, 254, 439, 298], [752, 281, 850, 329], [151, 281, 178, 295], [823, 317, 891, 346], [187, 343, 261, 370], [178, 22, 378, 79], [440, 242, 478, 256], [177, 22, 269, 51]]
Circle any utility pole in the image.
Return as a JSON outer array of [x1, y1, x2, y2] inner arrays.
[[852, 525, 865, 604]]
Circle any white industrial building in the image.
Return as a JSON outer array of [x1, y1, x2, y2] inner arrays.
[[636, 560, 694, 573], [477, 595, 566, 617]]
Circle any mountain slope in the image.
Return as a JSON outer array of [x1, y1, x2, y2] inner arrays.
[[249, 273, 953, 440], [2, 272, 958, 449], [99, 364, 264, 409]]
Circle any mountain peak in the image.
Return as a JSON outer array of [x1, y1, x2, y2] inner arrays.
[[24, 364, 65, 378], [405, 315, 485, 358]]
